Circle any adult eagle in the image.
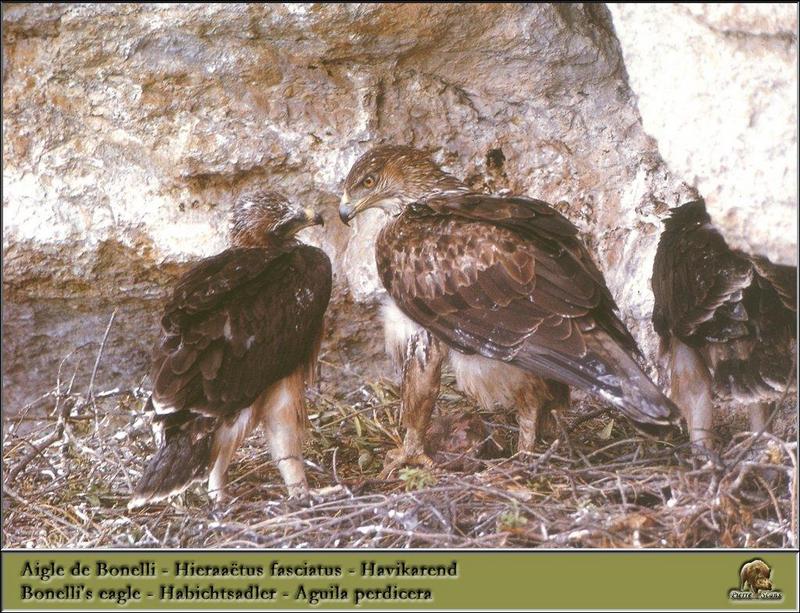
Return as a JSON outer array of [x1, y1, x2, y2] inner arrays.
[[652, 199, 796, 451], [339, 145, 680, 474], [129, 190, 331, 508]]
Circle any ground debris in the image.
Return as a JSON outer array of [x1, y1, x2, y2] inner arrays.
[[2, 378, 796, 549]]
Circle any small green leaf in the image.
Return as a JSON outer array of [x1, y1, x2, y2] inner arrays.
[[497, 502, 528, 532], [398, 467, 437, 491]]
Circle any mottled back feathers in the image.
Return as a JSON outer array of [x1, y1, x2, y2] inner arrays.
[[151, 244, 332, 417], [376, 192, 678, 428]]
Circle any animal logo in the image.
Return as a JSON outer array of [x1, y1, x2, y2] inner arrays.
[[740, 559, 772, 595], [729, 558, 782, 602]]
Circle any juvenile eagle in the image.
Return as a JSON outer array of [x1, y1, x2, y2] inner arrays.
[[652, 199, 796, 451], [339, 145, 679, 473], [129, 190, 331, 508]]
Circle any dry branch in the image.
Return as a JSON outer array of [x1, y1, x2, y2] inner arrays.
[[2, 370, 797, 549]]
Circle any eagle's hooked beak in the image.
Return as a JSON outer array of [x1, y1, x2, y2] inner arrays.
[[340, 191, 398, 225], [305, 208, 325, 228], [284, 208, 324, 234], [339, 191, 356, 226]]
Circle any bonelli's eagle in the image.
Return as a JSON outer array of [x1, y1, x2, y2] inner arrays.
[[339, 145, 679, 474], [129, 190, 331, 508], [652, 199, 796, 452]]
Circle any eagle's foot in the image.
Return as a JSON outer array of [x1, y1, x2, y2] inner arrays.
[[686, 434, 719, 468], [379, 447, 435, 479], [282, 481, 312, 510], [208, 487, 228, 509], [207, 488, 234, 521], [286, 480, 310, 500], [517, 430, 540, 455]]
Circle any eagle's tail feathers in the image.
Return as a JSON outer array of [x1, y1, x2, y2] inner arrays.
[[128, 411, 215, 510], [516, 333, 681, 435]]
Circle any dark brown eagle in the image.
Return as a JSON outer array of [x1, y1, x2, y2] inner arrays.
[[129, 190, 331, 508], [652, 199, 796, 452], [339, 145, 680, 474]]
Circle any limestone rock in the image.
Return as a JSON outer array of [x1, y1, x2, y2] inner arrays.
[[608, 3, 797, 265], [2, 3, 794, 412]]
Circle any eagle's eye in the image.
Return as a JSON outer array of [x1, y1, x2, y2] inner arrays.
[[361, 175, 376, 189]]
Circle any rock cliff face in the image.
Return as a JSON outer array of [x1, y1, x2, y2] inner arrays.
[[2, 3, 796, 411], [609, 3, 798, 265]]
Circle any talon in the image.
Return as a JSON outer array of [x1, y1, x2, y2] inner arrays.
[[286, 480, 309, 500], [209, 488, 227, 510], [284, 484, 311, 510], [309, 484, 344, 498], [209, 506, 227, 522], [379, 448, 436, 479]]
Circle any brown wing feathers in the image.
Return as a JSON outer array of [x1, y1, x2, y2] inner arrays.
[[437, 193, 639, 352], [378, 195, 680, 429], [652, 199, 796, 402], [152, 246, 331, 415], [132, 245, 331, 505]]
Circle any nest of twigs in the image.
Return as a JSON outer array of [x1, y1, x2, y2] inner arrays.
[[3, 365, 797, 549]]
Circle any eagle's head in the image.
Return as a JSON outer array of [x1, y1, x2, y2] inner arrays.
[[230, 190, 324, 248], [663, 199, 711, 232], [339, 145, 466, 225]]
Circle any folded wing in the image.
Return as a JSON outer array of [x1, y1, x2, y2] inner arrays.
[[652, 199, 796, 402], [378, 194, 679, 428], [152, 245, 332, 417]]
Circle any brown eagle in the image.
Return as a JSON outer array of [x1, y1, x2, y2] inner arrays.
[[339, 145, 680, 474], [129, 190, 331, 508], [652, 199, 796, 451]]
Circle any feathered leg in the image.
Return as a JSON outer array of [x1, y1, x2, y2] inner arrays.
[[516, 378, 568, 453], [748, 402, 771, 434], [381, 329, 446, 478], [209, 366, 309, 502], [668, 337, 714, 452], [261, 368, 309, 498], [208, 407, 257, 503]]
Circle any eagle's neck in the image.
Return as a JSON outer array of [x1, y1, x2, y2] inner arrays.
[[230, 232, 297, 250], [399, 174, 474, 215]]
